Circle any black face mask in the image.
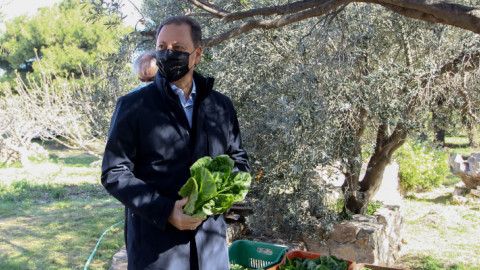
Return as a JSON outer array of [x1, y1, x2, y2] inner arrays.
[[156, 49, 195, 82]]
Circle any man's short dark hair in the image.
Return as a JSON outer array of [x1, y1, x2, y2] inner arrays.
[[156, 15, 202, 48]]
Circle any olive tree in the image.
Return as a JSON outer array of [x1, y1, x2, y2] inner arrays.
[[92, 0, 480, 238]]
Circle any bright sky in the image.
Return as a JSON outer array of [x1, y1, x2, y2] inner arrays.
[[0, 0, 144, 27], [1, 0, 62, 21]]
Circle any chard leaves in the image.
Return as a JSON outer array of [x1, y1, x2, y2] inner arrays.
[[178, 177, 198, 215], [178, 155, 251, 218]]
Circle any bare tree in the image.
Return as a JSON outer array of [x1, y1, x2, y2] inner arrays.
[[0, 63, 131, 165]]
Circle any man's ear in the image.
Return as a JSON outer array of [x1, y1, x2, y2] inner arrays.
[[195, 46, 203, 65]]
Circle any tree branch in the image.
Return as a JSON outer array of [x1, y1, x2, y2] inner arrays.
[[201, 0, 351, 46], [186, 0, 230, 18], [432, 48, 480, 124], [187, 0, 331, 21], [142, 1, 480, 47], [365, 0, 480, 34], [355, 107, 369, 138], [439, 50, 480, 75], [457, 87, 480, 125]]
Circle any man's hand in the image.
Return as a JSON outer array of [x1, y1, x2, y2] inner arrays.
[[168, 197, 206, 230]]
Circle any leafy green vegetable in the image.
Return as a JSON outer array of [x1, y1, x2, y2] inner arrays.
[[179, 155, 251, 218], [230, 264, 255, 270], [279, 255, 350, 270]]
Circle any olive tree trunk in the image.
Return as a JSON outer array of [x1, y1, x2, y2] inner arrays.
[[342, 123, 407, 214]]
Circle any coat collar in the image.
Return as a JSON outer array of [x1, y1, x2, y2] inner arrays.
[[154, 70, 214, 102]]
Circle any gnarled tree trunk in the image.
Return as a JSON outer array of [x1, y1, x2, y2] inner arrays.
[[342, 123, 407, 214]]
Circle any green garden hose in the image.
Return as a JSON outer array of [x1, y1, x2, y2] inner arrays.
[[84, 220, 124, 270]]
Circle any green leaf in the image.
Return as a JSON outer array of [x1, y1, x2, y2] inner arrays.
[[190, 156, 212, 177], [212, 172, 223, 190], [178, 177, 198, 215], [194, 167, 217, 211], [227, 171, 252, 201], [207, 155, 234, 175], [192, 199, 215, 218], [212, 194, 235, 214], [178, 155, 251, 217]]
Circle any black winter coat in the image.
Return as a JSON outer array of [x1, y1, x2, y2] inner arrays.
[[101, 71, 250, 270]]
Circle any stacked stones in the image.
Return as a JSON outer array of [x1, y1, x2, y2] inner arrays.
[[302, 205, 403, 266]]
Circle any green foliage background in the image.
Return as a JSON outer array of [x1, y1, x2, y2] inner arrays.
[[0, 0, 130, 82], [395, 140, 450, 192]]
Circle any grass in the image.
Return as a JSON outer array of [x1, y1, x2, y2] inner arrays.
[[396, 133, 480, 269], [398, 192, 480, 269], [36, 139, 102, 167], [409, 256, 478, 270], [0, 197, 123, 269], [389, 136, 480, 269], [0, 141, 124, 270], [444, 136, 479, 156]]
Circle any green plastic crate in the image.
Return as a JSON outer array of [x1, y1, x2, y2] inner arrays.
[[228, 240, 288, 269]]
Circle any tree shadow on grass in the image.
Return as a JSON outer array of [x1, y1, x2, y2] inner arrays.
[[0, 177, 119, 221], [0, 254, 31, 270], [429, 194, 453, 205], [34, 138, 101, 167], [405, 193, 453, 205], [445, 142, 470, 149], [0, 181, 108, 209], [49, 153, 100, 167], [0, 202, 124, 269]]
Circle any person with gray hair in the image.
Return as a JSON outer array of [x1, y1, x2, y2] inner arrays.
[[101, 15, 250, 270], [131, 51, 158, 91]]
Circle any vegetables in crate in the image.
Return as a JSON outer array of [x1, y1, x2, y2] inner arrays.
[[178, 155, 251, 218], [230, 264, 255, 270], [279, 255, 350, 270]]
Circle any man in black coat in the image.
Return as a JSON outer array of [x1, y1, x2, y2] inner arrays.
[[101, 15, 250, 270]]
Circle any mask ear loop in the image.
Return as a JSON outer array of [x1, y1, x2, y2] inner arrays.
[[190, 47, 200, 70]]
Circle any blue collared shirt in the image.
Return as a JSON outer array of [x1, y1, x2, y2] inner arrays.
[[170, 80, 196, 128]]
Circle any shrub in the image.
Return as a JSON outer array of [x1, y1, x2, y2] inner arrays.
[[335, 199, 383, 220], [366, 200, 383, 215], [394, 140, 450, 192]]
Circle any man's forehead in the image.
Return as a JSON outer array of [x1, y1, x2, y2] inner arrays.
[[158, 24, 191, 39], [157, 39, 186, 45], [157, 25, 194, 49]]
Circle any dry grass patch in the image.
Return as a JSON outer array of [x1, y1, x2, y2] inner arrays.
[[395, 186, 480, 268]]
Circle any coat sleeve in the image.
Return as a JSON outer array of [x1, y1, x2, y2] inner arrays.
[[101, 97, 175, 230], [226, 99, 250, 173]]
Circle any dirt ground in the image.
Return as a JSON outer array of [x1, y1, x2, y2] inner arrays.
[[360, 163, 480, 268], [391, 186, 480, 268]]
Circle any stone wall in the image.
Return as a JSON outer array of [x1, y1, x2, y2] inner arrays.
[[226, 221, 245, 244], [302, 205, 403, 266]]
